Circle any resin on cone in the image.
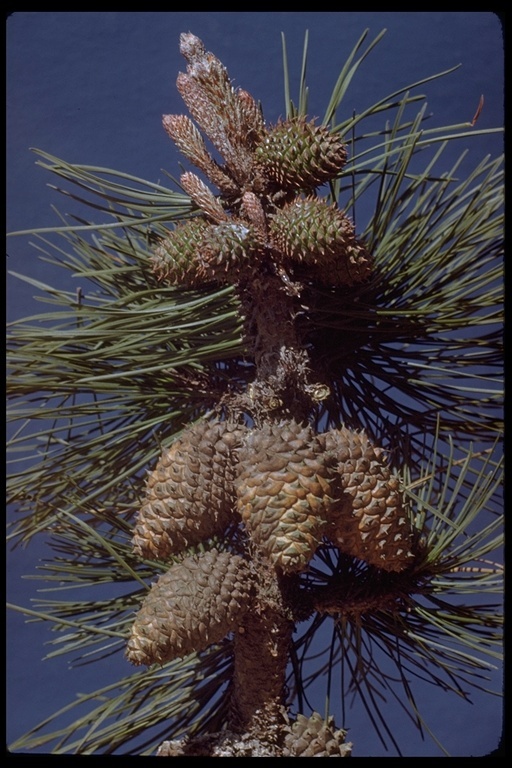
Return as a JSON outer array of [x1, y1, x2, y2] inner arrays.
[[152, 218, 264, 287]]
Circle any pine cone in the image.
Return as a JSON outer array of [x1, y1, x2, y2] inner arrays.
[[152, 217, 264, 288], [132, 418, 245, 560], [269, 197, 372, 286], [151, 218, 211, 287], [283, 712, 352, 757], [255, 117, 347, 191], [126, 549, 252, 665], [198, 220, 265, 279], [235, 420, 335, 572], [319, 427, 415, 571]]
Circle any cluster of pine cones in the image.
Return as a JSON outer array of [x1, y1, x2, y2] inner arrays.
[[126, 22, 414, 690], [127, 416, 414, 667], [151, 32, 372, 290], [125, 33, 417, 755]]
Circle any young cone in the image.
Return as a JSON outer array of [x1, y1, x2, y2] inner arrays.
[[151, 218, 211, 287], [153, 217, 265, 288], [198, 220, 265, 279], [126, 549, 252, 665], [269, 197, 372, 286], [254, 117, 347, 191]]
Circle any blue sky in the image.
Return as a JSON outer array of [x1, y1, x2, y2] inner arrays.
[[7, 11, 504, 756]]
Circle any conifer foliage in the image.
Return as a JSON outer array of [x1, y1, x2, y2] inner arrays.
[[7, 30, 503, 757]]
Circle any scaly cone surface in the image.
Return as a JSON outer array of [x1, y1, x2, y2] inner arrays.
[[319, 427, 415, 571], [126, 549, 252, 666], [283, 712, 352, 757], [235, 420, 335, 572], [269, 196, 372, 286], [132, 417, 245, 560], [254, 116, 348, 191], [126, 32, 420, 757], [155, 710, 352, 757]]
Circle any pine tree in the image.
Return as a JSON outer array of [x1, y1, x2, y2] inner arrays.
[[7, 29, 503, 756]]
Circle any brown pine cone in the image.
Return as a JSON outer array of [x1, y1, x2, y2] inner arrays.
[[235, 420, 336, 572], [319, 427, 415, 571], [126, 548, 252, 665], [132, 418, 246, 560]]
